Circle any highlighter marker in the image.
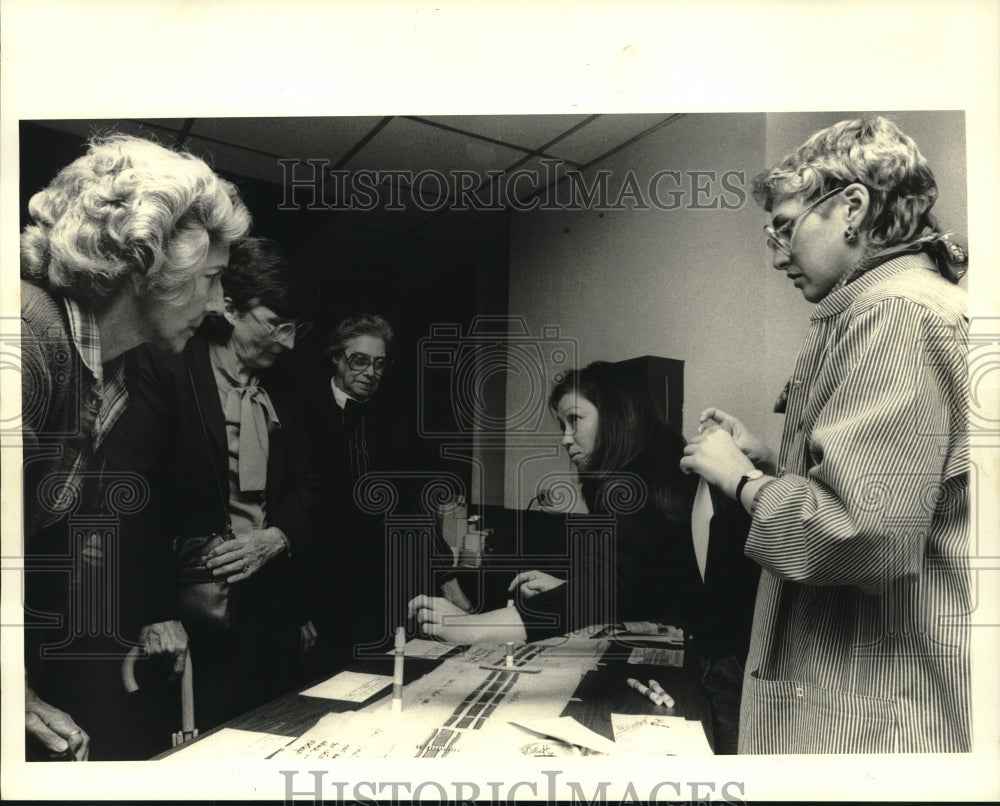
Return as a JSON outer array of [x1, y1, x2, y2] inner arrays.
[[627, 677, 664, 706]]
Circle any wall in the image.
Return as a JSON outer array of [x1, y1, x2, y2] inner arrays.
[[503, 111, 967, 509]]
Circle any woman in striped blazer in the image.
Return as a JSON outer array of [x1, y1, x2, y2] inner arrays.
[[681, 115, 970, 753]]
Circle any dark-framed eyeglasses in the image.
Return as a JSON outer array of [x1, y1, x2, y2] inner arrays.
[[763, 187, 844, 257], [343, 352, 392, 373], [247, 308, 312, 340]]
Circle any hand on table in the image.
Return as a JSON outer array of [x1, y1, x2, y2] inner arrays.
[[440, 577, 474, 612], [508, 570, 565, 599], [696, 407, 777, 473], [207, 527, 286, 583], [138, 620, 189, 678], [407, 595, 527, 645], [407, 595, 469, 640], [25, 685, 89, 761]]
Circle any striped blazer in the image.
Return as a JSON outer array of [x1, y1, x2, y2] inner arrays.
[[739, 254, 970, 753]]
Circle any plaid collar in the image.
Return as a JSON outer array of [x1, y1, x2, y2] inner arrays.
[[62, 296, 129, 450]]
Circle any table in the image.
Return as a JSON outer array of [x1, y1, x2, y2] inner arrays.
[[156, 630, 715, 759]]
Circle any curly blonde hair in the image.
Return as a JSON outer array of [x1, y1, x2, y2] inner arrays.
[[751, 116, 940, 251], [21, 134, 252, 304]]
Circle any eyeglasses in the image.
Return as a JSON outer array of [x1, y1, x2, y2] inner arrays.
[[247, 308, 312, 340], [763, 187, 844, 257], [343, 352, 391, 373]]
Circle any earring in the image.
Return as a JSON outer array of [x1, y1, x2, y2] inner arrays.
[[844, 225, 859, 243]]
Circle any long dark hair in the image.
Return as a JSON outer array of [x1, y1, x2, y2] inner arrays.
[[548, 361, 695, 522]]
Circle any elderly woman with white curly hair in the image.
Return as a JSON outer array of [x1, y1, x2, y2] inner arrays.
[[21, 134, 251, 760]]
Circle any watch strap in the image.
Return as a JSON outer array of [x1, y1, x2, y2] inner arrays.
[[735, 471, 763, 502]]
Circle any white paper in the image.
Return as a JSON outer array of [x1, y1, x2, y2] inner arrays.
[[271, 712, 430, 760], [354, 637, 600, 757], [272, 710, 598, 759], [610, 713, 714, 755], [161, 728, 293, 761], [509, 716, 623, 755], [299, 670, 394, 702], [384, 638, 457, 659], [627, 646, 684, 667]]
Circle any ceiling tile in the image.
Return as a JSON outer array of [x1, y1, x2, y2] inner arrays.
[[418, 114, 593, 154], [132, 118, 193, 134], [187, 116, 384, 166], [28, 119, 185, 146], [182, 135, 288, 184], [544, 113, 676, 166], [344, 117, 524, 178], [497, 155, 573, 206]]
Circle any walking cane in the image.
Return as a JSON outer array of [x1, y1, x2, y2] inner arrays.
[[122, 646, 199, 747]]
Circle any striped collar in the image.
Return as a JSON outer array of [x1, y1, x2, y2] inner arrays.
[[63, 295, 105, 383], [61, 295, 128, 449], [811, 253, 937, 321]]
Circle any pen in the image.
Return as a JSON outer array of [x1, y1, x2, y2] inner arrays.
[[648, 678, 675, 708], [505, 599, 515, 667], [627, 677, 665, 706], [392, 626, 405, 714]]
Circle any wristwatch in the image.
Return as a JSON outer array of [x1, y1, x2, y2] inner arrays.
[[735, 469, 765, 501]]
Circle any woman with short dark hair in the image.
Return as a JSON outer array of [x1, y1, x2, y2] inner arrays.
[[681, 115, 970, 753], [110, 236, 319, 737]]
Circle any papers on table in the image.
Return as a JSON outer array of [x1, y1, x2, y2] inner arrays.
[[597, 621, 684, 646], [611, 713, 714, 755], [509, 716, 622, 756], [384, 637, 457, 659], [271, 711, 619, 759], [161, 728, 293, 761], [454, 642, 507, 665], [300, 670, 393, 702], [271, 712, 431, 759], [626, 646, 685, 667]]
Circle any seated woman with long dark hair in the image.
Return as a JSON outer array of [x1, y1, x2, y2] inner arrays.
[[409, 361, 760, 752]]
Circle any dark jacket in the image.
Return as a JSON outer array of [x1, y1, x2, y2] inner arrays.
[[106, 330, 320, 727], [118, 333, 316, 549], [520, 453, 759, 662], [297, 362, 399, 653]]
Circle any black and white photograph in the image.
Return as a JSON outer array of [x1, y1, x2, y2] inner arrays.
[[2, 2, 998, 803]]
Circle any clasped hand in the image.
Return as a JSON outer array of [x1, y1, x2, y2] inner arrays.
[[206, 527, 286, 583], [680, 407, 774, 497]]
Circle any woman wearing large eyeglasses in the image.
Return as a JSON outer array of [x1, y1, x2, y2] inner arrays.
[[108, 237, 319, 735], [681, 116, 970, 754], [297, 312, 402, 676]]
